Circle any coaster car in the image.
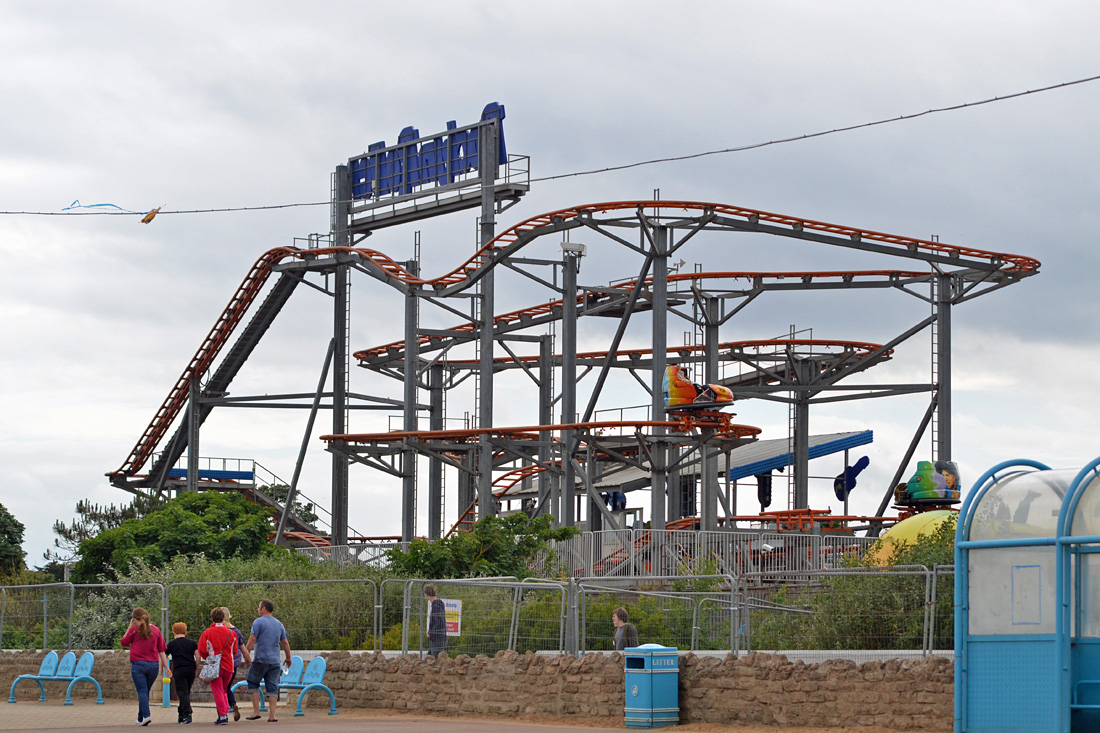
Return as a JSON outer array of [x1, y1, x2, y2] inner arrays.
[[663, 365, 734, 408], [898, 459, 961, 504]]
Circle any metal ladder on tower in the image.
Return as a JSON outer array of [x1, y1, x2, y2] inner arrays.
[[929, 273, 939, 462]]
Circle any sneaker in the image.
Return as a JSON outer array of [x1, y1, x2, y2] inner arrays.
[[184, 716, 193, 725], [135, 720, 145, 727], [215, 717, 228, 726], [140, 718, 151, 727]]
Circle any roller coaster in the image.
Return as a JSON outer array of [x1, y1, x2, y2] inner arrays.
[[105, 106, 1040, 562]]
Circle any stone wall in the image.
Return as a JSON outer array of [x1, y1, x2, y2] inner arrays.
[[1, 650, 953, 730]]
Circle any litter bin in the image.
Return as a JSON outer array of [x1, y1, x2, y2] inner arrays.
[[624, 644, 678, 728]]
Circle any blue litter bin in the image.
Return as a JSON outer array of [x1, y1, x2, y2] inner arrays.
[[624, 644, 678, 728]]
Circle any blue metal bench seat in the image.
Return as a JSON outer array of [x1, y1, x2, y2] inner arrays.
[[230, 655, 337, 717], [8, 651, 104, 705]]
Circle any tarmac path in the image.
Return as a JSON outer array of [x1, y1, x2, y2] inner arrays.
[[0, 700, 917, 732]]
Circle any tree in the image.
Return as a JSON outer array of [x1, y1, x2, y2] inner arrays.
[[263, 484, 321, 527], [0, 502, 26, 575], [71, 491, 279, 583], [46, 494, 165, 564], [386, 513, 579, 579]]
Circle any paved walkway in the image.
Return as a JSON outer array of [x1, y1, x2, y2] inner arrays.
[[0, 700, 907, 732]]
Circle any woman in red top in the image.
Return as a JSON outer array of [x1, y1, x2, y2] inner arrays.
[[119, 607, 169, 726], [196, 607, 238, 725]]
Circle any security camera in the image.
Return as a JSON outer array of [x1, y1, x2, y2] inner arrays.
[[561, 242, 587, 257], [761, 543, 775, 552]]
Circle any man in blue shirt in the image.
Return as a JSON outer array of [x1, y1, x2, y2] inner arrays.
[[243, 599, 292, 722]]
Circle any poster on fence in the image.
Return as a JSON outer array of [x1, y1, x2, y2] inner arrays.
[[443, 598, 462, 636]]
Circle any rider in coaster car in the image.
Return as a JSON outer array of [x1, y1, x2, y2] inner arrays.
[[663, 365, 733, 407]]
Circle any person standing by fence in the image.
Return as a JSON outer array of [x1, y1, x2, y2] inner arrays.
[[424, 584, 447, 659], [217, 607, 251, 722], [120, 607, 170, 727], [165, 622, 198, 725], [197, 607, 238, 726], [612, 607, 639, 651], [244, 599, 292, 723]]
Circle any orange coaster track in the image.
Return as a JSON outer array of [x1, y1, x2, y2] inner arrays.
[[351, 199, 1040, 292], [321, 419, 762, 538], [322, 417, 761, 446], [110, 246, 361, 479], [111, 199, 1039, 483], [356, 270, 918, 365], [437, 338, 891, 368]]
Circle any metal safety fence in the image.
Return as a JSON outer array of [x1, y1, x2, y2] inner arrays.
[[2, 568, 953, 660], [577, 575, 737, 653], [738, 565, 953, 664], [166, 580, 377, 651], [295, 531, 877, 579], [549, 529, 878, 579]]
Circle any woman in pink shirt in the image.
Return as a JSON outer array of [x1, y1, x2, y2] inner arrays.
[[119, 607, 169, 726], [197, 607, 238, 725]]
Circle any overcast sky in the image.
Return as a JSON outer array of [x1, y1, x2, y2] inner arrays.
[[3, 1, 1099, 566]]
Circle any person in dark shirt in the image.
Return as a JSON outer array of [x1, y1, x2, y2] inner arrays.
[[424, 584, 447, 659], [165, 622, 199, 725], [612, 607, 639, 651]]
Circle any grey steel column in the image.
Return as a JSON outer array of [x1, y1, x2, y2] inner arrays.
[[650, 227, 668, 531], [187, 377, 200, 494], [276, 339, 335, 545], [476, 120, 499, 519], [792, 361, 811, 509], [428, 363, 444, 539], [936, 272, 952, 462], [401, 262, 420, 542], [537, 335, 555, 521], [701, 296, 720, 530], [561, 251, 579, 527], [666, 447, 681, 521], [330, 165, 351, 546]]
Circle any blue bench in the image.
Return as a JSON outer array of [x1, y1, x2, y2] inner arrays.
[[8, 651, 104, 705], [231, 655, 336, 717]]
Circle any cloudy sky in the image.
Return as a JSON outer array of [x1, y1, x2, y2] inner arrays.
[[2, 1, 1099, 565]]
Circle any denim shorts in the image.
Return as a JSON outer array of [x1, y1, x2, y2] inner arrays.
[[245, 662, 282, 696]]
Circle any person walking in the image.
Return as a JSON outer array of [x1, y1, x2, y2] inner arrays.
[[120, 607, 170, 727], [244, 599, 292, 723], [424, 584, 447, 659], [165, 622, 198, 725], [612, 607, 639, 651], [217, 607, 251, 722], [197, 607, 238, 726]]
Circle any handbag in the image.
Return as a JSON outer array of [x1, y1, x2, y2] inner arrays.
[[198, 634, 232, 682]]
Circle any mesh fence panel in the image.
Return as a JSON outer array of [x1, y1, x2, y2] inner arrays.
[[403, 580, 526, 657], [929, 565, 954, 651], [0, 583, 73, 650], [166, 580, 376, 651], [578, 576, 735, 652], [513, 583, 567, 654], [554, 531, 635, 578], [296, 543, 407, 568], [554, 530, 881, 580], [580, 586, 696, 651], [742, 566, 932, 663], [70, 584, 165, 650]]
